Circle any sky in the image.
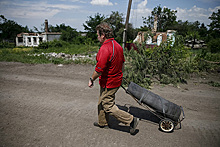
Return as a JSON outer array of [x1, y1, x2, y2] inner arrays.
[[0, 0, 220, 32]]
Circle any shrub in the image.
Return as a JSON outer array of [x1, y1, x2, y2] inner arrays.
[[0, 41, 15, 48], [124, 40, 192, 88], [208, 38, 220, 53]]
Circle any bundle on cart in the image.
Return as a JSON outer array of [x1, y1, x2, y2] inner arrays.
[[123, 81, 185, 132]]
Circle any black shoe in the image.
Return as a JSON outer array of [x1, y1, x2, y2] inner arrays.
[[130, 117, 138, 134], [93, 122, 109, 129]]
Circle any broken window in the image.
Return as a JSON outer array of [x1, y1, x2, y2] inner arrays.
[[39, 37, 43, 42], [27, 37, 31, 45], [28, 37, 31, 42], [18, 37, 23, 43], [33, 37, 37, 45]]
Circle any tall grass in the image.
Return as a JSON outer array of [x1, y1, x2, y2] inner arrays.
[[0, 41, 99, 64], [123, 41, 220, 88]]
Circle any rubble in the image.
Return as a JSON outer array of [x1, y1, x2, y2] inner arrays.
[[28, 52, 97, 61], [185, 39, 207, 49]]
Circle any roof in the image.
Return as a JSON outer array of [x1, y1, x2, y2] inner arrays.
[[17, 32, 40, 37], [17, 32, 62, 37], [42, 32, 62, 35]]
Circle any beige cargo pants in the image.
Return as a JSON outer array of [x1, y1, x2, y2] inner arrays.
[[98, 86, 133, 126]]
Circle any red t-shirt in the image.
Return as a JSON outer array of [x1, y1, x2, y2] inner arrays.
[[95, 38, 125, 88]]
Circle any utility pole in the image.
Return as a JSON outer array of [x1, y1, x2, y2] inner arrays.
[[122, 0, 132, 49]]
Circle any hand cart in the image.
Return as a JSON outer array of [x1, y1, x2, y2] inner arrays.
[[121, 80, 185, 133]]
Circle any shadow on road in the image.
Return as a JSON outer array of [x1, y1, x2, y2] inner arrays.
[[106, 104, 160, 135]]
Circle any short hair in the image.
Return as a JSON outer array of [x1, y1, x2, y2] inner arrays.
[[96, 22, 113, 39]]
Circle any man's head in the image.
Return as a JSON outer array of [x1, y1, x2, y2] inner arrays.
[[96, 22, 113, 43]]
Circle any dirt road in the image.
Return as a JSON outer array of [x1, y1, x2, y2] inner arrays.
[[0, 62, 220, 147]]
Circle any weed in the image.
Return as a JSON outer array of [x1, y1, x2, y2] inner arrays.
[[123, 39, 220, 88], [207, 81, 220, 87]]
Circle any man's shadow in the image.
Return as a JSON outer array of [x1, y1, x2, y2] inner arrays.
[[108, 104, 160, 135]]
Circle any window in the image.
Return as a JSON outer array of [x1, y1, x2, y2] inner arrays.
[[27, 37, 31, 45], [39, 37, 43, 42], [28, 37, 31, 42], [33, 37, 37, 45], [18, 37, 23, 43]]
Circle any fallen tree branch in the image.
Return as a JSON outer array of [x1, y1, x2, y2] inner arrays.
[[202, 59, 220, 64]]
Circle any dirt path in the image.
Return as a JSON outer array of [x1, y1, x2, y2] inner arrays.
[[0, 62, 220, 147]]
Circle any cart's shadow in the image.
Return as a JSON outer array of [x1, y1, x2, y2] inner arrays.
[[107, 104, 160, 135]]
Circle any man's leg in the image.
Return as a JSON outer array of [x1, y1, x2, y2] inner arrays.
[[96, 87, 138, 134], [102, 87, 133, 125], [97, 87, 109, 126]]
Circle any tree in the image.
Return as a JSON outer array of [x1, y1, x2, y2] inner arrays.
[[126, 23, 138, 42], [61, 26, 78, 42], [208, 9, 220, 40], [143, 5, 177, 32], [199, 23, 208, 40], [207, 10, 220, 52], [104, 11, 124, 42], [0, 15, 29, 42], [208, 9, 220, 32], [83, 13, 105, 41], [49, 23, 78, 42]]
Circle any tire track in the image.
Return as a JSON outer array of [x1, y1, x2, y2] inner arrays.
[[1, 74, 86, 88], [182, 119, 220, 146]]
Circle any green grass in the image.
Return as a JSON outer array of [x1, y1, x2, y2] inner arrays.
[[0, 44, 99, 64], [35, 44, 99, 55], [207, 81, 220, 87]]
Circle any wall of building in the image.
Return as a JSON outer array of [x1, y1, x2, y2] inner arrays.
[[47, 34, 61, 42], [16, 33, 61, 47]]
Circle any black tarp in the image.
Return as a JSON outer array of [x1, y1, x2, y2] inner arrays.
[[127, 82, 181, 121]]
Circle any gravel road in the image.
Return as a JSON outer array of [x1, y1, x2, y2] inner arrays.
[[0, 62, 220, 147]]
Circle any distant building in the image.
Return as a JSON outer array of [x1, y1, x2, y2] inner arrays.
[[133, 30, 176, 46], [133, 14, 176, 46], [16, 20, 62, 47]]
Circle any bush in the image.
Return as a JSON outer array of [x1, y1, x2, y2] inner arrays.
[[0, 41, 15, 48], [38, 42, 49, 49], [124, 40, 192, 88], [208, 38, 220, 53], [195, 49, 220, 72], [38, 40, 69, 49]]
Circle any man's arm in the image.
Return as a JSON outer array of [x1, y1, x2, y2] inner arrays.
[[88, 70, 102, 88]]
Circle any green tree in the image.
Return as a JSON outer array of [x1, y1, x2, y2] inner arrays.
[[61, 27, 78, 42], [49, 23, 78, 42], [143, 5, 177, 32], [199, 23, 208, 40], [171, 20, 189, 36], [208, 9, 220, 39], [104, 11, 124, 42], [208, 9, 220, 32], [172, 20, 207, 41], [0, 15, 29, 42], [83, 13, 105, 41], [207, 10, 220, 52]]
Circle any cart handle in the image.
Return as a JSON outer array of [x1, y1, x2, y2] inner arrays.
[[180, 106, 185, 122], [121, 77, 130, 93], [121, 84, 129, 94]]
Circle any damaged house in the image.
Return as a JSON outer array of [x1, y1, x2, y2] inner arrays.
[[16, 20, 62, 47], [133, 15, 176, 46], [133, 30, 176, 46]]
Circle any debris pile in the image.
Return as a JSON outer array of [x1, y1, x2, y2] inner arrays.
[[29, 52, 97, 61], [185, 39, 207, 49]]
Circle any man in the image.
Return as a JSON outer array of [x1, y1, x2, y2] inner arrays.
[[88, 22, 138, 134]]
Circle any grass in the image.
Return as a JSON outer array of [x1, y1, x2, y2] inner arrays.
[[207, 81, 220, 87], [0, 44, 99, 64], [35, 44, 99, 55]]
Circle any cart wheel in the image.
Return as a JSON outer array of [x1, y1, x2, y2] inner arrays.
[[159, 119, 174, 133]]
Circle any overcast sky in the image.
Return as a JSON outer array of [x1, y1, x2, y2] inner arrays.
[[0, 0, 219, 32]]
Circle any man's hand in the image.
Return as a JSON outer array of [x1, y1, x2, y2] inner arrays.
[[88, 78, 94, 88], [88, 71, 101, 88]]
